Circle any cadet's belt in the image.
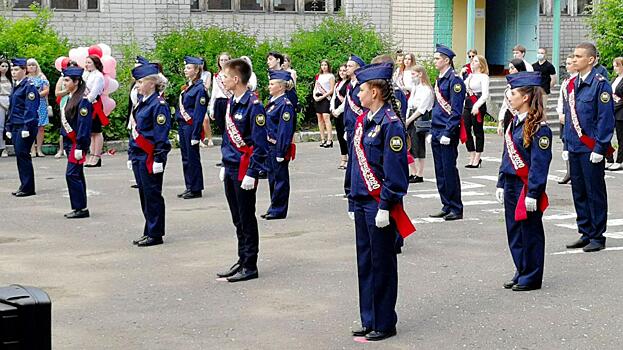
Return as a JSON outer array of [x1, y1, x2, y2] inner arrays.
[[353, 112, 415, 238]]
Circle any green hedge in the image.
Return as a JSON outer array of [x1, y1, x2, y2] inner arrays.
[[586, 0, 623, 75]]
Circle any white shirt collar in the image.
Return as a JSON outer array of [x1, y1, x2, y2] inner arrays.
[[517, 112, 528, 123], [580, 71, 591, 82], [233, 91, 245, 103], [142, 92, 154, 102], [367, 106, 383, 121], [270, 93, 285, 102], [439, 67, 451, 79]]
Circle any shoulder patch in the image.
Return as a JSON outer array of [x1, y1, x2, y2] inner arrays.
[[158, 97, 166, 105], [282, 112, 291, 122], [28, 92, 36, 101], [200, 96, 206, 105], [255, 114, 266, 126], [453, 83, 462, 93], [156, 113, 167, 125], [389, 136, 404, 152], [538, 136, 550, 150], [596, 74, 605, 81], [79, 107, 88, 117], [600, 92, 611, 104], [252, 97, 260, 104]]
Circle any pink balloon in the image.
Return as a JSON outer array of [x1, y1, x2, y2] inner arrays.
[[107, 79, 119, 94], [98, 43, 112, 57], [101, 95, 116, 115], [54, 56, 66, 72], [101, 55, 117, 76]]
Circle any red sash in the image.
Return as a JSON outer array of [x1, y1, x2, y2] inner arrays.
[[468, 94, 483, 123], [435, 82, 467, 143], [565, 76, 615, 156], [504, 123, 549, 221], [224, 101, 254, 181], [215, 73, 233, 99], [59, 98, 85, 165], [129, 104, 155, 174], [92, 97, 110, 127], [314, 74, 329, 96], [346, 84, 363, 115], [353, 112, 416, 238]]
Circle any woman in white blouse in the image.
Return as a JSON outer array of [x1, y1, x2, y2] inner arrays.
[[462, 55, 490, 168], [399, 53, 416, 99], [313, 60, 335, 147], [83, 55, 105, 167], [405, 65, 434, 183], [606, 57, 623, 170], [0, 58, 12, 157]]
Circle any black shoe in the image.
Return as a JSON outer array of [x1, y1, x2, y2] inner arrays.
[[136, 237, 163, 247], [512, 284, 541, 292], [566, 238, 589, 249], [226, 268, 258, 282], [215, 162, 223, 168], [12, 191, 36, 197], [558, 175, 571, 184], [408, 175, 417, 183], [130, 184, 139, 189], [444, 212, 463, 221], [365, 328, 397, 341], [413, 176, 423, 183], [181, 191, 202, 199], [351, 327, 372, 337], [132, 235, 148, 245], [264, 214, 285, 220], [177, 189, 190, 198], [429, 210, 449, 218], [64, 209, 90, 219], [260, 213, 269, 219], [319, 140, 326, 147], [217, 262, 242, 278], [258, 171, 267, 179], [84, 157, 101, 168], [503, 280, 517, 289], [323, 141, 333, 148], [583, 241, 605, 252]]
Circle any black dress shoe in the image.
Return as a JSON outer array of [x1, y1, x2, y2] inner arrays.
[[217, 262, 242, 278], [136, 237, 163, 247], [582, 241, 605, 252], [512, 284, 541, 292], [429, 211, 449, 218], [177, 189, 190, 198], [263, 214, 285, 220], [227, 268, 258, 282], [412, 176, 424, 183], [351, 327, 372, 337], [558, 175, 571, 184], [215, 162, 223, 167], [181, 191, 202, 199], [64, 209, 90, 219], [444, 212, 463, 221], [365, 328, 397, 341], [132, 235, 148, 245], [130, 184, 139, 189], [566, 238, 589, 249], [503, 280, 517, 289], [260, 213, 269, 219], [13, 191, 36, 197]]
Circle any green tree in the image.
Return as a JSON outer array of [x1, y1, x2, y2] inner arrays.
[[586, 0, 623, 73]]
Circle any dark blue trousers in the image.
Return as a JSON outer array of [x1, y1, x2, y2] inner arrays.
[[503, 175, 545, 287], [223, 167, 259, 270], [213, 97, 228, 133], [345, 131, 354, 212], [13, 124, 37, 193], [569, 152, 607, 244], [431, 135, 463, 215], [64, 145, 87, 210], [267, 146, 290, 218], [178, 123, 204, 192], [132, 159, 165, 238], [354, 199, 398, 332]]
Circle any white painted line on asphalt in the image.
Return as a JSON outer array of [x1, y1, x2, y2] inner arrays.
[[556, 223, 578, 229], [471, 175, 499, 182], [412, 217, 480, 224], [413, 191, 489, 199], [543, 213, 576, 220], [462, 181, 487, 189], [481, 156, 501, 163], [551, 246, 623, 255], [548, 174, 564, 182], [407, 188, 438, 193], [605, 232, 623, 239], [482, 208, 504, 214], [464, 200, 498, 206], [412, 193, 440, 199]]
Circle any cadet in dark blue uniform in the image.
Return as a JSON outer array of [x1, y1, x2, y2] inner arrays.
[[5, 58, 39, 197], [128, 64, 172, 247], [495, 71, 552, 291], [262, 70, 296, 220], [563, 42, 615, 253], [216, 58, 268, 283], [59, 67, 93, 218], [176, 56, 208, 199], [430, 45, 466, 221], [349, 63, 415, 341]]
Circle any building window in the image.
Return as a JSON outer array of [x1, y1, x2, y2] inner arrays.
[[273, 0, 295, 12], [240, 0, 264, 11], [561, 0, 569, 14], [208, 0, 232, 10], [304, 0, 326, 12], [190, 0, 200, 10], [50, 0, 79, 9], [87, 0, 98, 10], [13, 0, 42, 8], [576, 0, 592, 15], [334, 0, 341, 12]]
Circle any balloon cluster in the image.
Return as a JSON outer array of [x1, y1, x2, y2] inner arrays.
[[54, 43, 117, 115]]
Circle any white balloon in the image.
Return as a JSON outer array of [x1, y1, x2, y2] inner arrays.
[[98, 43, 112, 57], [76, 47, 89, 67], [107, 79, 119, 94]]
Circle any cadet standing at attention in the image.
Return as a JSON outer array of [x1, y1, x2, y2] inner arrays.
[[176, 56, 208, 200], [128, 63, 172, 247], [563, 42, 615, 253], [216, 58, 268, 283], [429, 45, 466, 221], [59, 66, 93, 219], [496, 71, 552, 292], [5, 58, 40, 197], [262, 70, 296, 220]]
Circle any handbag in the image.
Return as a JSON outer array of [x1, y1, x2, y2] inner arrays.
[[415, 110, 432, 133]]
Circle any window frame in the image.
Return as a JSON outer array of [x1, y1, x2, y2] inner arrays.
[[12, 0, 100, 12], [272, 0, 297, 13], [49, 0, 80, 12], [12, 0, 43, 10], [239, 0, 266, 13], [303, 0, 327, 13], [86, 0, 99, 11]]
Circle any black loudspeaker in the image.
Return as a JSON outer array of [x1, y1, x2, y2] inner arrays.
[[0, 285, 51, 350]]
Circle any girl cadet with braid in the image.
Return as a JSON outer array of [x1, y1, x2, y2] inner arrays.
[[348, 63, 415, 341]]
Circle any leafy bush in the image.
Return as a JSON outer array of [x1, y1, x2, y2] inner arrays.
[[586, 0, 623, 74]]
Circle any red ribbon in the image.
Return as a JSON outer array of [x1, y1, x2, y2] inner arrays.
[[65, 131, 86, 165], [92, 98, 110, 127], [468, 94, 483, 123], [285, 144, 296, 161], [134, 134, 155, 174]]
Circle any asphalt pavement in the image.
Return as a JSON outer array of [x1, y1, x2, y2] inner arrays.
[[1, 135, 622, 349]]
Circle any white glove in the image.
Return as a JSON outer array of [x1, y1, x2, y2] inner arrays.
[[152, 162, 164, 174], [127, 160, 133, 170], [240, 175, 256, 190], [21, 130, 30, 138], [495, 188, 504, 204], [562, 151, 569, 161], [425, 134, 432, 144], [5, 132, 11, 139], [525, 197, 537, 212], [276, 157, 284, 163], [440, 136, 451, 145], [347, 211, 355, 221], [343, 132, 348, 141], [73, 149, 83, 161], [191, 139, 199, 146], [589, 152, 604, 163], [375, 209, 390, 228], [219, 167, 225, 182]]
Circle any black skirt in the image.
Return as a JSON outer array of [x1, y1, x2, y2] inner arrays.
[[314, 98, 330, 114]]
